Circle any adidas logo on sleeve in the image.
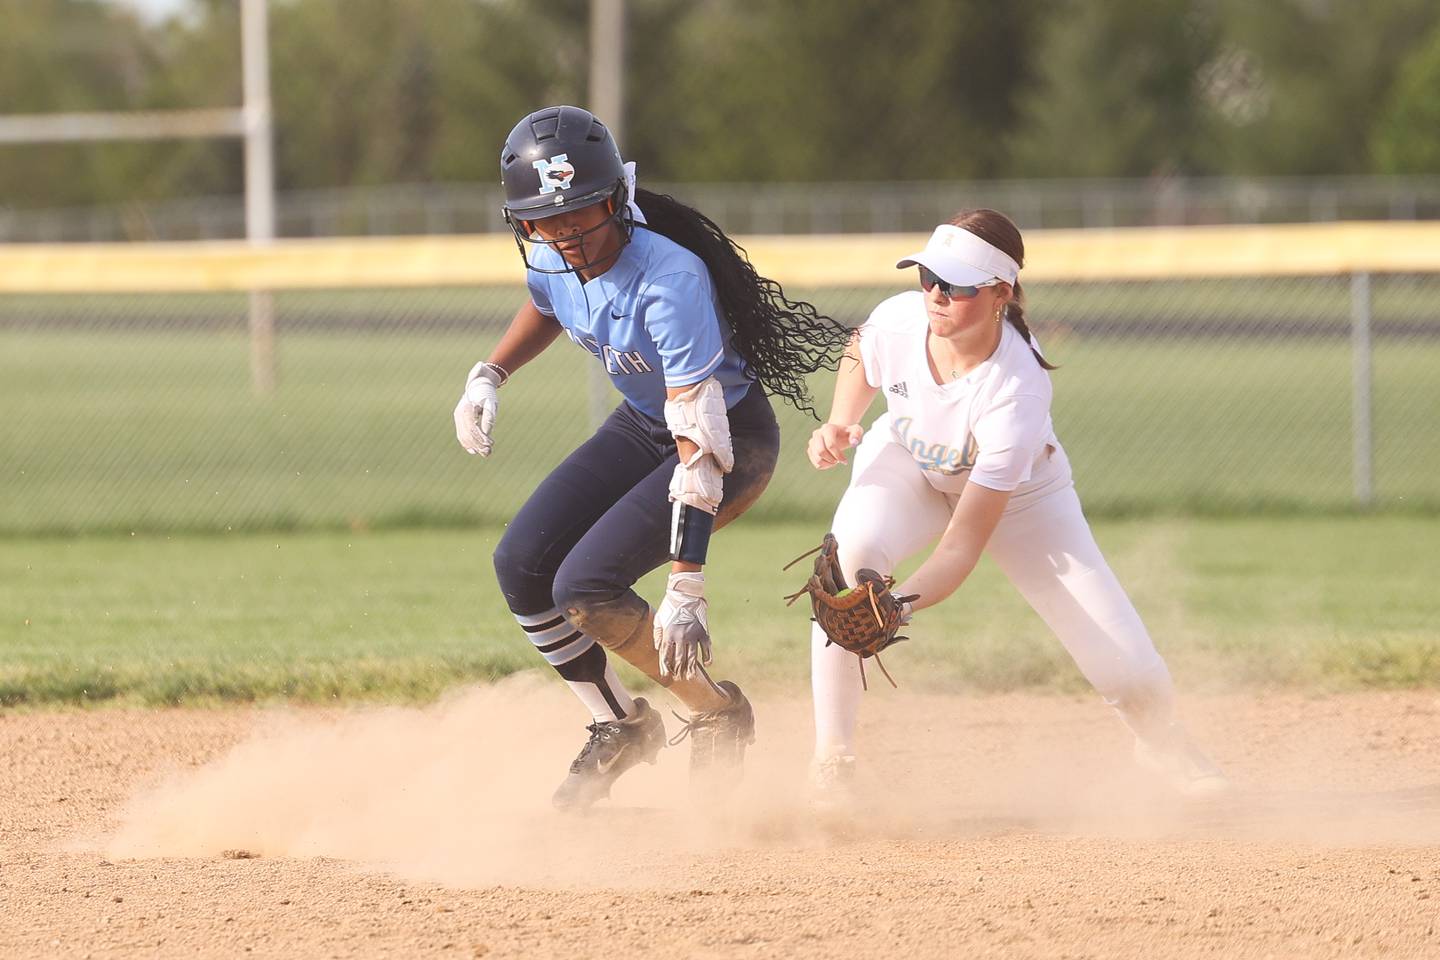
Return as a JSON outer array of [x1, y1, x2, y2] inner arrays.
[[887, 381, 908, 398]]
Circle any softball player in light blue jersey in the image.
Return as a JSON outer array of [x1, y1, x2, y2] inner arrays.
[[454, 106, 851, 811]]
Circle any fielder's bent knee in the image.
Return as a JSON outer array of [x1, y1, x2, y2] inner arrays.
[[831, 537, 892, 583]]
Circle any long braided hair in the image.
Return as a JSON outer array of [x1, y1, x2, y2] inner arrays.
[[949, 208, 1058, 371], [634, 187, 851, 416]]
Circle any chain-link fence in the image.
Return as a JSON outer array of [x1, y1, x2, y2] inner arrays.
[[3, 270, 1436, 536]]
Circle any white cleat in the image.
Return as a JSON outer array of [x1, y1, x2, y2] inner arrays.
[[809, 754, 859, 813], [1133, 728, 1232, 800]]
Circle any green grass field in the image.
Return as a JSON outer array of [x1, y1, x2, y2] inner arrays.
[[3, 516, 1438, 706], [3, 280, 1437, 704], [4, 306, 1438, 534]]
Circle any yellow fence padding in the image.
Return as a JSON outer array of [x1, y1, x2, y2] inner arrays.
[[2, 221, 1440, 293], [746, 222, 1440, 283]]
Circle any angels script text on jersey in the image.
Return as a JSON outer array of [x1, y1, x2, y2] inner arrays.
[[890, 415, 978, 476]]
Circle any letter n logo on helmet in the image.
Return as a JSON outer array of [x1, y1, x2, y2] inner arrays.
[[531, 154, 576, 195]]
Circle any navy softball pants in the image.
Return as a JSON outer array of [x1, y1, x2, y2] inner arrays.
[[493, 383, 781, 654]]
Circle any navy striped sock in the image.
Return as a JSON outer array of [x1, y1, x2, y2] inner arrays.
[[515, 608, 635, 722]]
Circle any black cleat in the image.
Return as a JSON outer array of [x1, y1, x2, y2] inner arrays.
[[669, 680, 756, 789], [551, 698, 666, 812]]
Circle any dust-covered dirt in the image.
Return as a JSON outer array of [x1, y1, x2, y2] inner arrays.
[[3, 680, 1440, 959]]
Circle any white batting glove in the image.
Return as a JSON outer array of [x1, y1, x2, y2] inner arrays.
[[453, 361, 505, 457], [653, 571, 711, 681]]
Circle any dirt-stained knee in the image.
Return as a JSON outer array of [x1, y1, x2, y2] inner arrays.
[[561, 590, 651, 653]]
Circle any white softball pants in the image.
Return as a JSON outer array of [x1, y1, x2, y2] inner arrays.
[[812, 424, 1173, 758]]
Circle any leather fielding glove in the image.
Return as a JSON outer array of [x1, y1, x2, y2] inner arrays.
[[783, 533, 920, 689], [653, 571, 712, 681], [454, 361, 505, 457]]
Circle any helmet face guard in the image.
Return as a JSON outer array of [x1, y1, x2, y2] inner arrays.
[[500, 106, 634, 275], [502, 180, 635, 275]]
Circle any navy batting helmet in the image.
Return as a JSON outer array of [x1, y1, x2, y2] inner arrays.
[[500, 106, 633, 273]]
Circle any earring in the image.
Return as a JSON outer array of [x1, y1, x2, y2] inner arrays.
[[994, 305, 1004, 323]]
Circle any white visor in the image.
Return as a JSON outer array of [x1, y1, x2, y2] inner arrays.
[[895, 224, 1020, 286]]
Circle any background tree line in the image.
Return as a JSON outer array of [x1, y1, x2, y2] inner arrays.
[[2, 0, 1440, 211]]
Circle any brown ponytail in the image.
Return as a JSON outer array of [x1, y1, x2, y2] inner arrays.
[[948, 209, 1058, 371]]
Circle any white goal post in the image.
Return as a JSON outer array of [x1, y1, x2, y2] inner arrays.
[[0, 0, 278, 393]]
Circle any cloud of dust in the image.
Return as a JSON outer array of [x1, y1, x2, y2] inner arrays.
[[103, 675, 852, 889], [101, 682, 1440, 891]]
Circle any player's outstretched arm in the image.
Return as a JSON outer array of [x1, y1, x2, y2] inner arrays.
[[454, 300, 562, 456], [807, 333, 877, 469], [896, 482, 1012, 611]]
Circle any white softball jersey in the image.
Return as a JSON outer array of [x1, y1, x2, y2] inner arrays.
[[856, 290, 1061, 498], [811, 291, 1174, 759]]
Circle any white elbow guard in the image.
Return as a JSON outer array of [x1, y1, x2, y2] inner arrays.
[[664, 377, 734, 472], [664, 377, 733, 515]]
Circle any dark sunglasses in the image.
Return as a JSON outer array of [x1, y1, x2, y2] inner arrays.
[[919, 266, 1000, 300]]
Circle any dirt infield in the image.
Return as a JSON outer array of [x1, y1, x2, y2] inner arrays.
[[3, 682, 1439, 959]]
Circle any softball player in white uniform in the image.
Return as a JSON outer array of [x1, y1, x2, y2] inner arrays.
[[805, 208, 1227, 801]]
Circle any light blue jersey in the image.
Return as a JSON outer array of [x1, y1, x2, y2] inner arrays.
[[526, 228, 754, 419]]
